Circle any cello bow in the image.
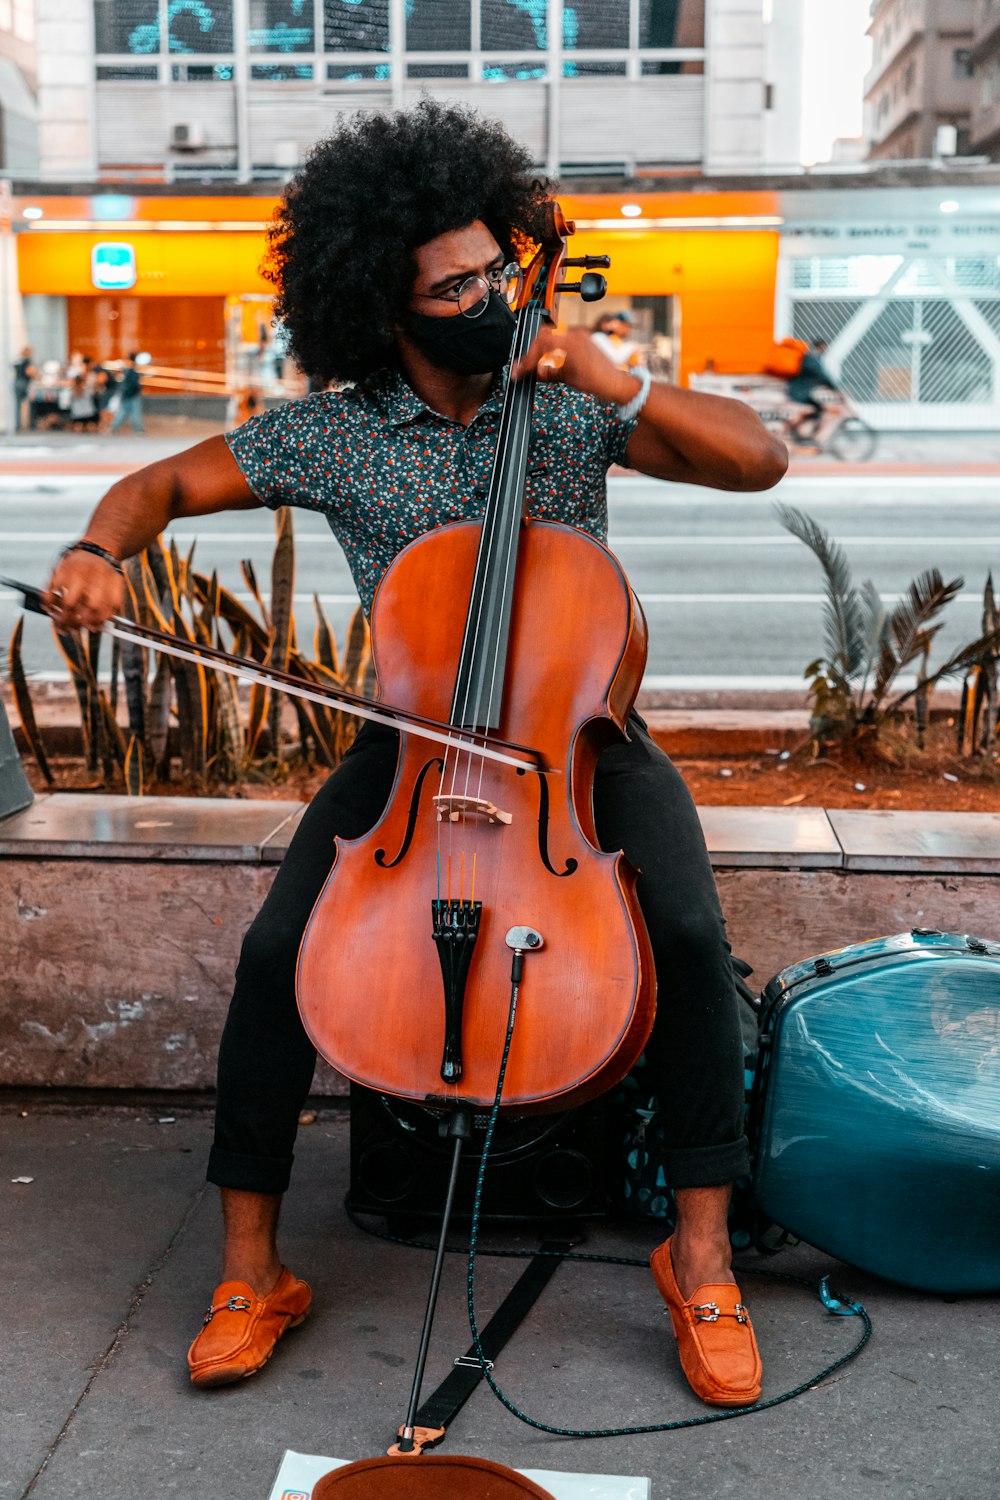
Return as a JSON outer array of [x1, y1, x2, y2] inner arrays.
[[0, 574, 549, 775]]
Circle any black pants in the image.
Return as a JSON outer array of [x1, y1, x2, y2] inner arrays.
[[208, 717, 750, 1195]]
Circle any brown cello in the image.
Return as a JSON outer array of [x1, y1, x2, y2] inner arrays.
[[296, 202, 656, 1116]]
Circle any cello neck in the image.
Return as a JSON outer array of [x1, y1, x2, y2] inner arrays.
[[449, 299, 545, 733]]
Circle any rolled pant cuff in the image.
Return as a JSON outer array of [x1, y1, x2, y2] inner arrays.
[[660, 1136, 751, 1189], [207, 1145, 294, 1196]]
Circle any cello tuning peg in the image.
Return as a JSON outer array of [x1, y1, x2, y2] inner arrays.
[[556, 273, 607, 302], [563, 255, 612, 269], [579, 272, 607, 302]]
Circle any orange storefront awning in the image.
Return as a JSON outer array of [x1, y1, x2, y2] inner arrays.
[[15, 189, 782, 383]]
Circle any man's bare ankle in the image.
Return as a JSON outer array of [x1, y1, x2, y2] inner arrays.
[[669, 1229, 734, 1299], [218, 1186, 284, 1296], [220, 1255, 283, 1298]]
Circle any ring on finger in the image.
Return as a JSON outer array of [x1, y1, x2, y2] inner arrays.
[[538, 348, 567, 376]]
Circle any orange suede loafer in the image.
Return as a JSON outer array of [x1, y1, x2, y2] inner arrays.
[[188, 1266, 312, 1387], [650, 1237, 762, 1407]]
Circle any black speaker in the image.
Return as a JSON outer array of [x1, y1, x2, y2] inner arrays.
[[348, 1085, 608, 1227]]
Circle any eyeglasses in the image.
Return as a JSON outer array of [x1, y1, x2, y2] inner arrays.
[[412, 261, 522, 319]]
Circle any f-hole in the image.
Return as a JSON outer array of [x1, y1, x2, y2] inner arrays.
[[374, 758, 444, 869], [535, 772, 577, 878]]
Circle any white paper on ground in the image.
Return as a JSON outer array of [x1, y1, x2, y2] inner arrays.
[[268, 1449, 651, 1500]]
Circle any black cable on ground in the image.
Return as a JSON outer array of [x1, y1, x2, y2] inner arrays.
[[347, 958, 873, 1441]]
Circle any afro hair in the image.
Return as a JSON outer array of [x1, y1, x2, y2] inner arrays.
[[263, 99, 551, 386]]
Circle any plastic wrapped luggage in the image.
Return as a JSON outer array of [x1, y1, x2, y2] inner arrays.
[[751, 930, 1000, 1294]]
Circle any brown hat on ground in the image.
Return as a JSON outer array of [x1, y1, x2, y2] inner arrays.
[[311, 1453, 557, 1499]]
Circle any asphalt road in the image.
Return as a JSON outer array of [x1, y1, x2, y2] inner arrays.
[[1, 470, 997, 686]]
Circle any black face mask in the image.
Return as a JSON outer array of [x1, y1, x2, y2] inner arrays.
[[404, 290, 516, 375]]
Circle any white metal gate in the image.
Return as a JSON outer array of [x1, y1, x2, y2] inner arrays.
[[782, 250, 1000, 430]]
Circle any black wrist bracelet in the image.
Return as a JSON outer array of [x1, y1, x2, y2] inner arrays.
[[61, 541, 124, 576]]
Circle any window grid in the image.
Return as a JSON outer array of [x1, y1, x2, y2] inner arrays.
[[93, 0, 705, 81]]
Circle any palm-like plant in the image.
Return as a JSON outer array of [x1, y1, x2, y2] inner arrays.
[[9, 509, 371, 793], [776, 504, 1000, 752], [957, 574, 999, 757]]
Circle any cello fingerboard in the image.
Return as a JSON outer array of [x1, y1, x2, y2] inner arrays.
[[450, 301, 545, 733]]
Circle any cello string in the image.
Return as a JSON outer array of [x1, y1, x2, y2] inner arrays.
[[438, 287, 531, 809], [433, 294, 532, 888], [444, 286, 537, 882], [474, 301, 541, 808], [461, 296, 541, 926], [452, 306, 536, 894], [453, 293, 534, 756], [460, 298, 537, 805]]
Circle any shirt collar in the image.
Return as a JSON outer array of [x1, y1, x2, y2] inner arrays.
[[364, 366, 507, 429]]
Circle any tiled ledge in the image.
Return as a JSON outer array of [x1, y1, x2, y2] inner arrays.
[[1, 793, 998, 874], [0, 794, 305, 864]]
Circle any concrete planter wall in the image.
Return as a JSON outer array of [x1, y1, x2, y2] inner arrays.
[[2, 794, 999, 1093]]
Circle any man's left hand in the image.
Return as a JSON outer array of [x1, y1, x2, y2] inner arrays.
[[512, 326, 641, 410]]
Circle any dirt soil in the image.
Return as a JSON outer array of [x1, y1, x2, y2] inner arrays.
[[673, 749, 1000, 813], [21, 721, 1000, 813], [671, 718, 1000, 812]]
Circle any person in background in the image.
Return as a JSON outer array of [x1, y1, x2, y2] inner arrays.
[[271, 320, 290, 386], [111, 353, 144, 434], [591, 310, 644, 372], [787, 338, 838, 442], [70, 360, 100, 429], [256, 320, 272, 384], [91, 359, 114, 428], [12, 346, 34, 432]]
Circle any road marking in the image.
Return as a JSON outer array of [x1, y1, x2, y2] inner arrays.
[[642, 673, 925, 691], [3, 531, 1000, 548], [0, 589, 361, 607], [771, 474, 1000, 488], [2, 589, 983, 608], [0, 477, 111, 490], [0, 470, 996, 497], [19, 668, 929, 692], [0, 530, 328, 543], [635, 592, 981, 604], [612, 536, 1000, 547]]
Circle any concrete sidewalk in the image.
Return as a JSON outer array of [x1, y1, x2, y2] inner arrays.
[[0, 418, 225, 475], [0, 423, 998, 477], [3, 1099, 996, 1500]]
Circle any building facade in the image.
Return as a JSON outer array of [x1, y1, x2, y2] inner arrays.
[[29, 0, 802, 183], [778, 178, 1000, 430], [969, 0, 1000, 151], [14, 1, 1000, 435], [0, 1, 38, 174], [864, 0, 975, 160]]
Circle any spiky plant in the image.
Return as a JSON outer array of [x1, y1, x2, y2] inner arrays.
[[776, 504, 1000, 753], [957, 574, 999, 757], [9, 509, 371, 794]]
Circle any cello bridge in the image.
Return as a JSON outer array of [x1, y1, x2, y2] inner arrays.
[[432, 794, 512, 825]]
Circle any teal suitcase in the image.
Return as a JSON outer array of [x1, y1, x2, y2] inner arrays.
[[751, 930, 1000, 1294]]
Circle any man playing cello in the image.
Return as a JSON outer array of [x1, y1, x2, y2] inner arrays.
[[46, 102, 787, 1408]]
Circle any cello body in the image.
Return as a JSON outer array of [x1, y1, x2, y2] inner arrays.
[[296, 516, 656, 1113]]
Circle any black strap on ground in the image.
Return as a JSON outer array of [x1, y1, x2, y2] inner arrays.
[[412, 1240, 568, 1435]]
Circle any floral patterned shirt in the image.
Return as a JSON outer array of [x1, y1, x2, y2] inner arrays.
[[226, 368, 636, 615]]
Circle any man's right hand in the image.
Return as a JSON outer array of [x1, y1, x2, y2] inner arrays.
[[45, 548, 126, 632]]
